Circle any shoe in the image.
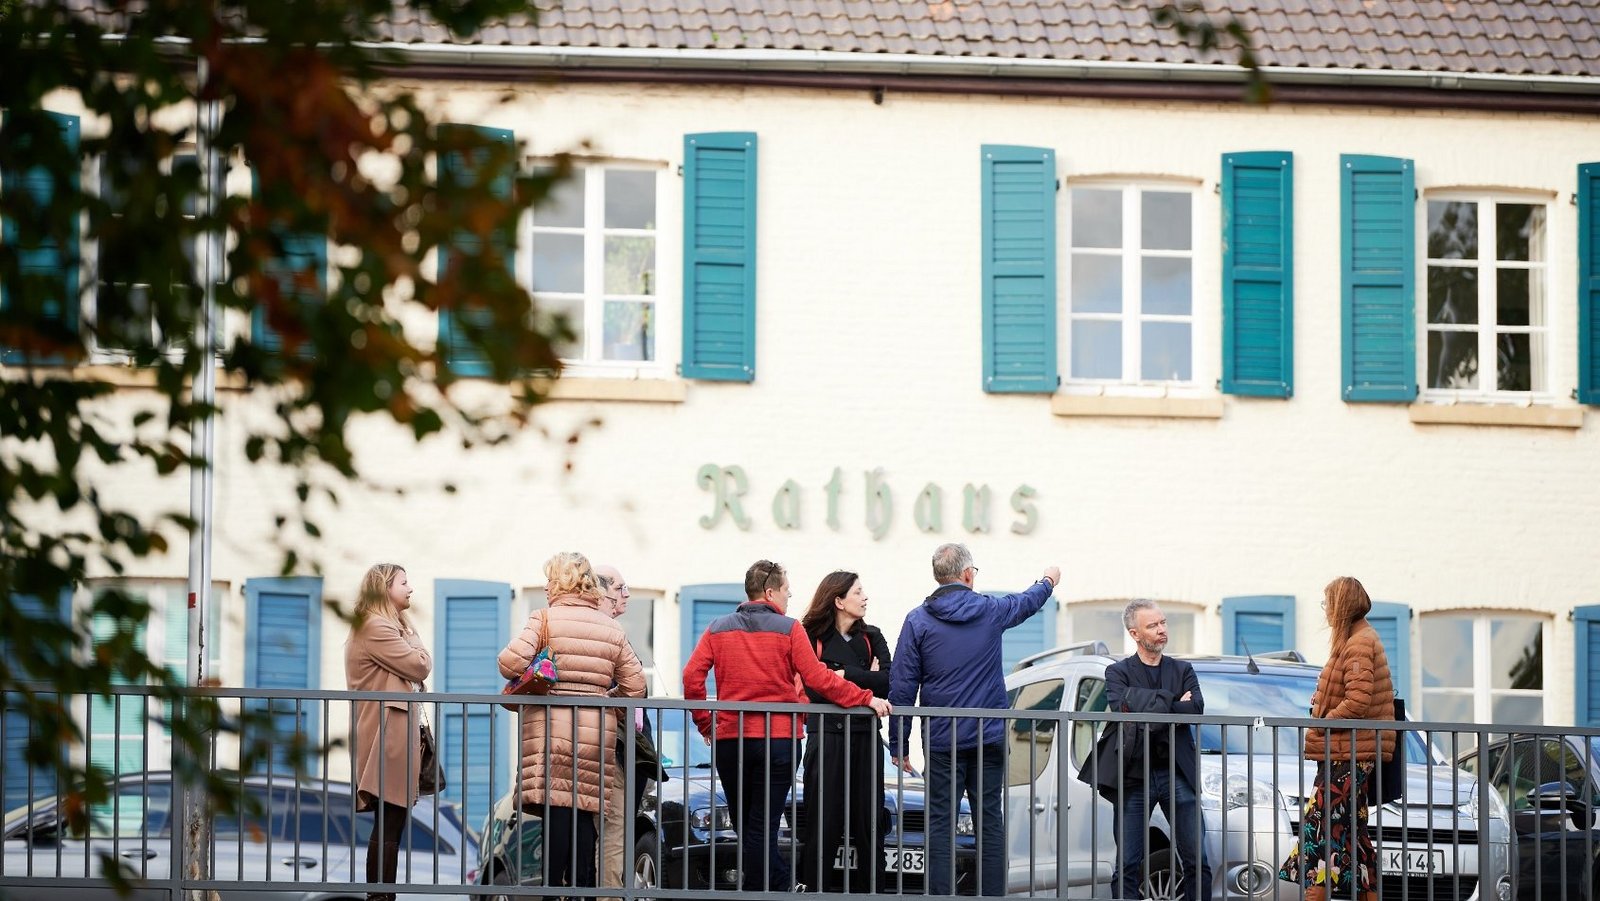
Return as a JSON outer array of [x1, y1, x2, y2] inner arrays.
[[792, 883, 808, 893]]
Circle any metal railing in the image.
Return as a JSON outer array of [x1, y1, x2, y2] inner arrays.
[[0, 685, 1593, 901]]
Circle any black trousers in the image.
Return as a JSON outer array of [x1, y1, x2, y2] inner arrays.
[[800, 721, 886, 892], [542, 805, 598, 890], [366, 801, 410, 898]]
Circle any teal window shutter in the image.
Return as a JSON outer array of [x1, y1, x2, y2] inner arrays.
[[1, 111, 82, 364], [1000, 593, 1058, 673], [678, 583, 743, 695], [434, 578, 512, 829], [1340, 154, 1416, 402], [437, 124, 516, 378], [1577, 606, 1600, 725], [981, 145, 1057, 393], [1579, 164, 1600, 405], [1222, 151, 1294, 397], [1366, 601, 1412, 700], [681, 132, 758, 382], [243, 577, 323, 772], [252, 170, 328, 355], [1221, 595, 1296, 655]]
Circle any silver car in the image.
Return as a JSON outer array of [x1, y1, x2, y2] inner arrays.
[[1003, 645, 1513, 901], [0, 771, 477, 900]]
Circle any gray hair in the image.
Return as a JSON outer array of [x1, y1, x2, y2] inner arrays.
[[1122, 598, 1159, 632], [595, 573, 613, 591], [931, 543, 974, 583]]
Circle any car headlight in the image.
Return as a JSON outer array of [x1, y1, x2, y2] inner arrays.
[[690, 806, 734, 832], [1200, 771, 1286, 811], [1465, 782, 1512, 845], [956, 813, 974, 836]]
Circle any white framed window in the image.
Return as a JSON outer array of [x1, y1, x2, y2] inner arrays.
[[89, 151, 201, 358], [1065, 184, 1195, 386], [1065, 600, 1197, 655], [1420, 612, 1544, 748], [1422, 195, 1549, 398], [526, 164, 661, 372]]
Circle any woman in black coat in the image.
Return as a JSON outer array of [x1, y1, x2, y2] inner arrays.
[[797, 571, 893, 893]]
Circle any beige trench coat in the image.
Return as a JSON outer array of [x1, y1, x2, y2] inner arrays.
[[498, 593, 646, 814], [346, 615, 433, 812]]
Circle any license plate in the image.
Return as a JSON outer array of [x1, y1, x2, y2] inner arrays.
[[832, 847, 926, 875], [1382, 848, 1445, 876]]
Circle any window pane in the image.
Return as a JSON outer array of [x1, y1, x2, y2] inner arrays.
[[1141, 256, 1191, 315], [1071, 189, 1121, 249], [1069, 607, 1125, 648], [1140, 321, 1191, 381], [536, 296, 583, 359], [602, 300, 654, 361], [1141, 191, 1191, 251], [1426, 330, 1479, 390], [604, 170, 656, 229], [1496, 332, 1538, 392], [1070, 319, 1120, 379], [1420, 689, 1474, 728], [534, 168, 584, 227], [604, 235, 654, 295], [1490, 617, 1542, 690], [531, 233, 583, 293], [1165, 611, 1195, 655], [1008, 678, 1064, 786], [1428, 200, 1477, 260], [1491, 694, 1543, 726], [1496, 268, 1529, 326], [1496, 203, 1544, 262], [1427, 266, 1478, 325], [1070, 254, 1121, 313], [1421, 616, 1474, 688]]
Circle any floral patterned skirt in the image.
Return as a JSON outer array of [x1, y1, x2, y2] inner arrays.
[[1279, 761, 1377, 894]]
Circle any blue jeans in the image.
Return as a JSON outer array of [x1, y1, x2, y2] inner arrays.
[[1116, 766, 1212, 901], [926, 742, 1004, 896], [713, 737, 799, 892]]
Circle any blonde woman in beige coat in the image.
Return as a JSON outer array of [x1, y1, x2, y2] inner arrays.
[[345, 564, 432, 901], [498, 552, 646, 895]]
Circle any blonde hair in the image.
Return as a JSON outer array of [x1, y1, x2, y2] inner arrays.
[[354, 563, 412, 632], [545, 551, 602, 601]]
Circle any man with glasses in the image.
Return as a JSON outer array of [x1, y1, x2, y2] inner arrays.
[[596, 565, 647, 901], [889, 543, 1060, 897], [683, 560, 893, 893]]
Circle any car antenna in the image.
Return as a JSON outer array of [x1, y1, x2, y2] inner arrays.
[[1237, 635, 1261, 675]]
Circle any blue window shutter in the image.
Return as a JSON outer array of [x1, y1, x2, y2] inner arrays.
[[681, 132, 758, 382], [1221, 595, 1296, 655], [1, 111, 81, 364], [1576, 606, 1600, 726], [1222, 151, 1294, 397], [243, 577, 323, 772], [981, 145, 1057, 394], [678, 583, 744, 695], [434, 578, 512, 829], [3, 590, 71, 810], [1579, 164, 1600, 405], [251, 170, 328, 355], [437, 124, 515, 377], [1340, 154, 1416, 403], [1000, 593, 1058, 673], [1366, 601, 1412, 701]]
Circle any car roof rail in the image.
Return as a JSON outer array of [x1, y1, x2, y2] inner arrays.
[[1014, 640, 1112, 671], [1254, 649, 1307, 663]]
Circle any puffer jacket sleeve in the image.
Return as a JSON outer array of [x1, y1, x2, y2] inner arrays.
[[499, 612, 544, 680], [613, 638, 646, 699]]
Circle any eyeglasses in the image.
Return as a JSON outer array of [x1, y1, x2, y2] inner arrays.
[[968, 565, 980, 574], [752, 561, 785, 591]]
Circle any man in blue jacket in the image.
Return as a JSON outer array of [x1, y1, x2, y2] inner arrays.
[[889, 543, 1060, 897]]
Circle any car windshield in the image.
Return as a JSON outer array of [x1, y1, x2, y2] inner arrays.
[[1196, 668, 1433, 762], [655, 708, 714, 769]]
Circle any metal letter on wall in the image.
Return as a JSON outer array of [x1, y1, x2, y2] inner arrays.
[[963, 484, 991, 534], [1010, 484, 1038, 535], [914, 483, 943, 534], [697, 464, 752, 530], [864, 469, 893, 541], [772, 479, 801, 530], [824, 467, 844, 531]]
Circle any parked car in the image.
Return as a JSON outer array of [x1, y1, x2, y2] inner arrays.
[[1458, 732, 1600, 900], [1003, 643, 1513, 901], [0, 771, 478, 901], [477, 707, 976, 896]]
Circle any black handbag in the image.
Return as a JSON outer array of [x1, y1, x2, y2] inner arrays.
[[1376, 698, 1406, 804], [418, 723, 445, 796]]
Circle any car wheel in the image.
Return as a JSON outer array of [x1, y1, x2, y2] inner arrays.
[[1140, 848, 1181, 901], [481, 864, 514, 901], [633, 830, 660, 900]]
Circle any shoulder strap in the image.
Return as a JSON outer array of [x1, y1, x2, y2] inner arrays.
[[537, 609, 551, 653]]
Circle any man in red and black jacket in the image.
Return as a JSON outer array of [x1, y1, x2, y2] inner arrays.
[[683, 559, 892, 893]]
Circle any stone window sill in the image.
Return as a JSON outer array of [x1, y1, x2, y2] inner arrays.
[[1, 363, 252, 392], [1051, 393, 1224, 420], [1408, 402, 1582, 429], [535, 376, 687, 404]]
